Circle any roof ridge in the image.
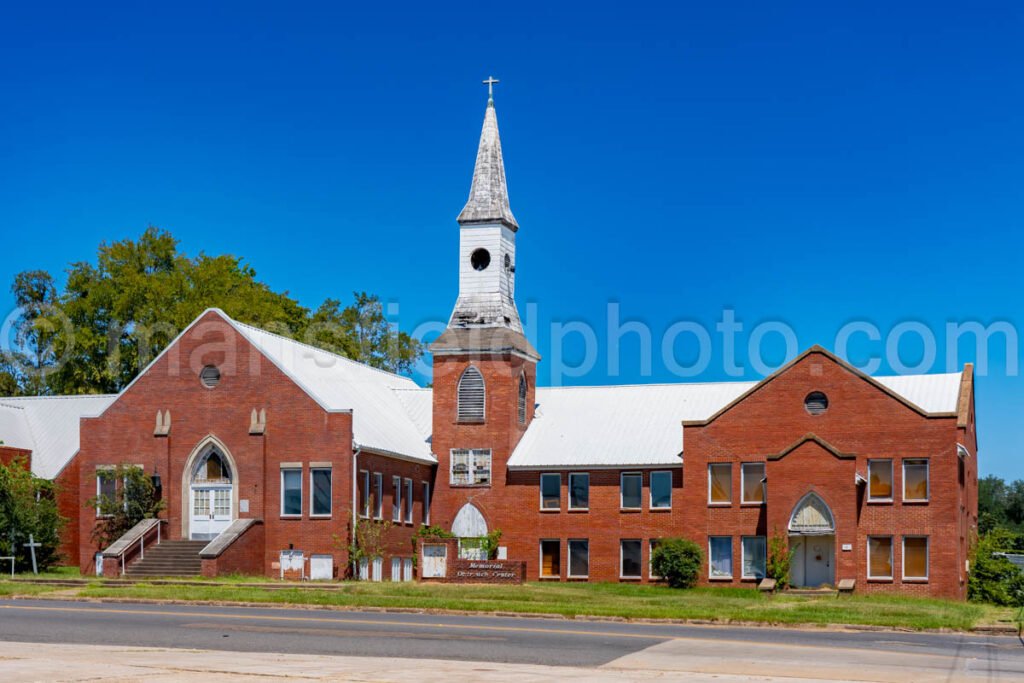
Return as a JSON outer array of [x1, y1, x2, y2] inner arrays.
[[0, 393, 119, 401], [538, 380, 759, 390]]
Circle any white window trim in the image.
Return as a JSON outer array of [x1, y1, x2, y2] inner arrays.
[[539, 539, 560, 579], [867, 536, 894, 580], [421, 481, 431, 525], [567, 539, 589, 579], [392, 476, 402, 522], [620, 471, 642, 510], [540, 473, 561, 511], [403, 478, 414, 524], [449, 448, 492, 487], [708, 463, 732, 505], [568, 472, 590, 511], [708, 536, 733, 579], [620, 539, 643, 579], [373, 472, 383, 520], [902, 459, 930, 502], [309, 467, 332, 518], [280, 467, 303, 518], [741, 535, 767, 580], [95, 467, 116, 517], [649, 539, 662, 580], [902, 536, 930, 581], [358, 469, 370, 518], [740, 463, 766, 505], [649, 470, 672, 510], [867, 459, 894, 502]]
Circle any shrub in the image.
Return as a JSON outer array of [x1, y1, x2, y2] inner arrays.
[[767, 529, 794, 588], [0, 456, 65, 572], [651, 537, 703, 588], [86, 463, 165, 548], [969, 528, 1024, 606]]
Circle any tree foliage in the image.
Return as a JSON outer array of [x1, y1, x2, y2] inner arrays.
[[86, 464, 166, 549], [969, 527, 1024, 606], [767, 528, 794, 589], [0, 457, 65, 572], [650, 537, 703, 588], [979, 475, 1024, 536], [3, 227, 424, 396]]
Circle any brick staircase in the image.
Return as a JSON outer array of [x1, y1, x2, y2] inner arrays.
[[124, 540, 206, 577]]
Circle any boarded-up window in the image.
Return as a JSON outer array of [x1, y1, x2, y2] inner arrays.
[[868, 460, 893, 500], [457, 366, 486, 422], [540, 540, 560, 577], [741, 463, 765, 503], [540, 473, 560, 509], [709, 463, 732, 504], [903, 460, 929, 501], [450, 449, 491, 486], [903, 537, 928, 580], [868, 536, 893, 579], [518, 374, 527, 424]]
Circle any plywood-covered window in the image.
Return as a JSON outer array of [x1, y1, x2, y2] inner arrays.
[[540, 473, 560, 510], [450, 448, 491, 486], [457, 366, 486, 422], [868, 460, 893, 501], [903, 459, 929, 502], [540, 540, 560, 578], [569, 473, 589, 510], [903, 537, 929, 580], [868, 536, 893, 580], [741, 463, 765, 504], [708, 463, 732, 504]]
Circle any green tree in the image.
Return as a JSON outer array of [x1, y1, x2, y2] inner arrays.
[[969, 527, 1024, 606], [767, 528, 794, 589], [0, 457, 65, 572], [306, 293, 424, 374], [651, 537, 703, 588], [8, 270, 60, 395], [86, 464, 166, 548]]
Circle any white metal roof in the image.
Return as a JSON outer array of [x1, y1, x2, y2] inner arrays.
[[873, 372, 962, 414], [0, 395, 117, 478]]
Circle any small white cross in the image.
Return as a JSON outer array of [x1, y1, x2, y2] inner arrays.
[[23, 534, 41, 575], [483, 76, 499, 99]]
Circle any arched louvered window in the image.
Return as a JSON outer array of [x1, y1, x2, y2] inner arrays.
[[518, 374, 527, 424], [457, 366, 486, 422]]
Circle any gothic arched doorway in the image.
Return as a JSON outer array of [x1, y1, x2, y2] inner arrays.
[[451, 503, 489, 560], [182, 437, 237, 540], [788, 493, 835, 588]]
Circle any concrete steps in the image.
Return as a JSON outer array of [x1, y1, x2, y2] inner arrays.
[[125, 540, 206, 578]]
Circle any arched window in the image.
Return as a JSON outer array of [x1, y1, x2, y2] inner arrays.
[[193, 450, 231, 484], [518, 373, 527, 424], [457, 366, 486, 422]]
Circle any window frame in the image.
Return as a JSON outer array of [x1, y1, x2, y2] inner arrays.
[[540, 473, 561, 511], [867, 459, 894, 502], [392, 476, 402, 522], [403, 478, 414, 524], [902, 459, 930, 502], [649, 470, 672, 510], [539, 539, 561, 579], [740, 462, 766, 505], [373, 472, 384, 520], [741, 535, 767, 580], [95, 467, 117, 517], [708, 463, 732, 505], [649, 539, 662, 580], [708, 536, 733, 579], [620, 471, 643, 510], [568, 472, 590, 511], [867, 535, 894, 581], [280, 467, 303, 518], [309, 467, 332, 518], [358, 469, 370, 518], [518, 373, 527, 424], [620, 539, 643, 579], [422, 481, 431, 525], [567, 539, 590, 579], [450, 448, 492, 487], [902, 536, 929, 581], [456, 365, 486, 423]]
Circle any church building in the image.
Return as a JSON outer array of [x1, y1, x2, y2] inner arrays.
[[0, 85, 978, 599]]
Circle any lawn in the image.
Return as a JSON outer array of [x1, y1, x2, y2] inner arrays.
[[0, 573, 1015, 632]]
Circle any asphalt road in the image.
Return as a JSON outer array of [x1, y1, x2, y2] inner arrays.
[[0, 598, 1022, 676]]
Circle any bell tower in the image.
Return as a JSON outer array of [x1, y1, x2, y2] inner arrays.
[[431, 79, 540, 534]]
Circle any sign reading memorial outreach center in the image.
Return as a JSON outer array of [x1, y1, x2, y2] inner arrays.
[[454, 561, 520, 581]]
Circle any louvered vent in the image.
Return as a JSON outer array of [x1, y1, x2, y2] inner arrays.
[[518, 374, 527, 424], [457, 366, 486, 422], [804, 391, 829, 415], [200, 365, 221, 388]]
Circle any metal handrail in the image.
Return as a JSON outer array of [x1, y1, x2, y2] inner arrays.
[[102, 518, 165, 576]]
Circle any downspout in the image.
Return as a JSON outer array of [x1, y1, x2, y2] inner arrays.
[[351, 442, 360, 578]]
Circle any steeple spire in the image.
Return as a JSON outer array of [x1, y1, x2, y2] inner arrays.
[[457, 79, 518, 230]]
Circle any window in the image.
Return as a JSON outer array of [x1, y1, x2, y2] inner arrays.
[[404, 478, 414, 524], [392, 476, 402, 522], [868, 536, 893, 579], [903, 537, 929, 580], [540, 473, 560, 510], [457, 366, 486, 422], [621, 540, 642, 579], [199, 364, 221, 388], [741, 463, 765, 504], [391, 557, 401, 582], [708, 463, 732, 504], [649, 539, 661, 579], [372, 556, 383, 582], [95, 469, 116, 516], [281, 468, 302, 517], [403, 558, 413, 581], [741, 536, 767, 580], [650, 471, 672, 509], [868, 460, 893, 501], [540, 540, 560, 578], [358, 470, 369, 518], [422, 481, 431, 525], [569, 473, 589, 510], [903, 459, 929, 501], [804, 391, 828, 415], [568, 539, 589, 578], [373, 473, 383, 519], [310, 468, 332, 517], [518, 374, 528, 424], [709, 536, 732, 578], [450, 448, 491, 486], [621, 472, 642, 509]]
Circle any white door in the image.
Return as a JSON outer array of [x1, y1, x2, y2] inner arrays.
[[422, 544, 447, 578], [794, 536, 834, 587], [403, 558, 414, 582], [391, 557, 402, 582], [372, 557, 383, 582], [190, 486, 232, 540], [310, 555, 333, 581], [358, 557, 369, 580]]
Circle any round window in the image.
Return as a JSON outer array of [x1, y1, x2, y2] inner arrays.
[[200, 365, 221, 389], [804, 391, 828, 415], [470, 248, 491, 271]]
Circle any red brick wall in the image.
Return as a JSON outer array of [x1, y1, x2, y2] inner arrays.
[[201, 522, 265, 577], [53, 458, 80, 565], [0, 446, 31, 468]]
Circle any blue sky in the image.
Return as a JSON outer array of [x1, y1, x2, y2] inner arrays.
[[1, 2, 1022, 477]]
